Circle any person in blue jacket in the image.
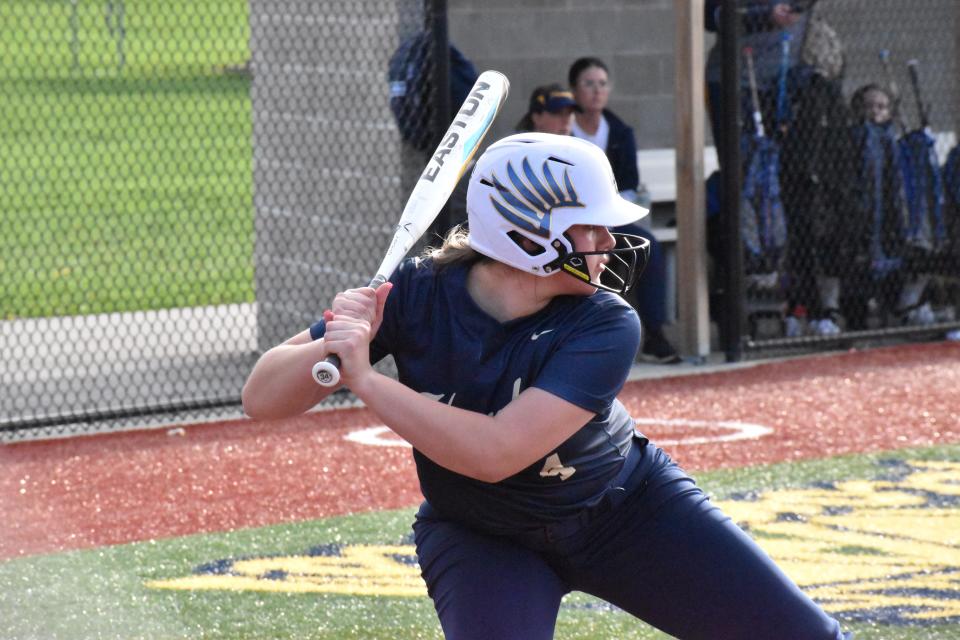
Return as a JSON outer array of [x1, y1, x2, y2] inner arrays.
[[242, 133, 850, 640], [568, 56, 681, 363]]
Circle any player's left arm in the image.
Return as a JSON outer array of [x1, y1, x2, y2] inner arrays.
[[241, 328, 340, 419], [348, 372, 594, 483], [242, 284, 392, 420]]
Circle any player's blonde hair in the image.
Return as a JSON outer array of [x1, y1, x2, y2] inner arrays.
[[424, 224, 484, 269]]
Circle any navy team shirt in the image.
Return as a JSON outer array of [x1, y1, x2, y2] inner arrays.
[[311, 257, 643, 536]]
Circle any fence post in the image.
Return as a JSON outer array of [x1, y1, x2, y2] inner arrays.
[[720, 0, 744, 361], [675, 0, 711, 360]]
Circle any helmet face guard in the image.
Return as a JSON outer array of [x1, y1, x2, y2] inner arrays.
[[545, 232, 651, 294]]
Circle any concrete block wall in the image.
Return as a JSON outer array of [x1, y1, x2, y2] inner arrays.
[[449, 0, 960, 149], [449, 0, 685, 149]]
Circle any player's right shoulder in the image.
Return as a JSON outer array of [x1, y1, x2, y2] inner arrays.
[[393, 256, 436, 285], [389, 256, 443, 305], [575, 291, 642, 341]]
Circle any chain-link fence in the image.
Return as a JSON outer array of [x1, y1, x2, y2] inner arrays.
[[4, 0, 958, 438], [711, 0, 960, 351], [0, 0, 447, 438]]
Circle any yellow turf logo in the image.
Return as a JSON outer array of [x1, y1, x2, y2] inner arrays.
[[147, 544, 424, 597], [147, 459, 960, 623], [717, 459, 960, 623]]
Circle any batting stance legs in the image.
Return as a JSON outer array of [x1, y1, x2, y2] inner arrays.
[[414, 441, 847, 640]]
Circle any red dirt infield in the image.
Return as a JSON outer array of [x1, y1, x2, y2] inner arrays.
[[2, 342, 958, 560]]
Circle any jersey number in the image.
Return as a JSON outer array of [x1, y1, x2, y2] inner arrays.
[[539, 453, 576, 481]]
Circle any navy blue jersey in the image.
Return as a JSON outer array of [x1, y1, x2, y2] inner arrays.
[[313, 257, 643, 536]]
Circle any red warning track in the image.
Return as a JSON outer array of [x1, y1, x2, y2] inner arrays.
[[2, 342, 958, 560]]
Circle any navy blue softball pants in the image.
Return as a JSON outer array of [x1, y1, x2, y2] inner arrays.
[[413, 441, 847, 640]]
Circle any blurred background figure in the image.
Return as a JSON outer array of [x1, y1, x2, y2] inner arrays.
[[847, 83, 935, 330], [704, 0, 856, 339], [704, 1, 810, 161]]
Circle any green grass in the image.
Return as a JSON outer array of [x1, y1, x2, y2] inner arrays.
[[2, 444, 959, 639], [0, 0, 253, 319]]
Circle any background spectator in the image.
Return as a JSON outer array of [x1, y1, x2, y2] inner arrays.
[[846, 83, 937, 330], [515, 83, 579, 136], [568, 57, 682, 364]]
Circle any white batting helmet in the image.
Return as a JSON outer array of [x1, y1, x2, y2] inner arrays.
[[466, 132, 650, 293]]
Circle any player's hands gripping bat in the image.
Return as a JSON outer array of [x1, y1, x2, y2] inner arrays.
[[311, 70, 510, 386]]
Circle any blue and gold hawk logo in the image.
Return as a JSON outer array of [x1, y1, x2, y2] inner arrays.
[[489, 157, 584, 237]]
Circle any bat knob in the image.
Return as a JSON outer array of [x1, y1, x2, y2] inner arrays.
[[312, 360, 341, 387]]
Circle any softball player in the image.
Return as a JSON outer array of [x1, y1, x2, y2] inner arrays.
[[243, 133, 850, 639]]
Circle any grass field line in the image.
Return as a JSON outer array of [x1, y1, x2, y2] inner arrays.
[[0, 303, 256, 381]]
